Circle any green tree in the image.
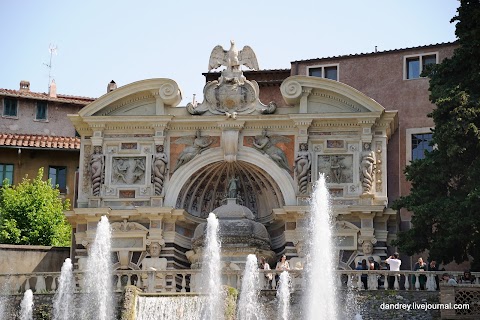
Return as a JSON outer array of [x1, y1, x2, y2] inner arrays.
[[0, 168, 71, 246], [393, 0, 480, 270]]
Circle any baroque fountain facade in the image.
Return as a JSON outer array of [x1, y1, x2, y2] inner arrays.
[[66, 42, 398, 289]]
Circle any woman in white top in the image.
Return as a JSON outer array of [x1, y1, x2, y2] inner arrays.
[[276, 255, 290, 271], [260, 257, 273, 289]]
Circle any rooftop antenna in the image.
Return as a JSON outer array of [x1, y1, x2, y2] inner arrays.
[[43, 44, 58, 91]]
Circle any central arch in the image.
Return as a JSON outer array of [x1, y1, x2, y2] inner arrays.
[[164, 147, 296, 208]]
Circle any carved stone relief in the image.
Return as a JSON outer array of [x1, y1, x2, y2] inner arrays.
[[111, 157, 146, 185], [318, 155, 353, 183], [172, 130, 213, 172], [186, 41, 276, 116], [252, 129, 291, 172]]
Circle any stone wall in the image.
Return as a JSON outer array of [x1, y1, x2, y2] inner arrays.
[[0, 245, 70, 274]]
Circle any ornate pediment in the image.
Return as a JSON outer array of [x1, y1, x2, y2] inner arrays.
[[281, 76, 385, 114], [78, 78, 182, 117]]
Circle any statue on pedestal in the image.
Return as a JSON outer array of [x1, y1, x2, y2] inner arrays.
[[141, 241, 167, 292], [228, 177, 239, 198]]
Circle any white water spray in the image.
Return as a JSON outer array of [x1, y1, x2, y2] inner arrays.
[[81, 215, 113, 320], [201, 213, 223, 320], [53, 258, 76, 320], [0, 276, 12, 319], [136, 295, 206, 320], [19, 289, 33, 320], [305, 174, 338, 319], [237, 254, 263, 320], [277, 271, 291, 320]]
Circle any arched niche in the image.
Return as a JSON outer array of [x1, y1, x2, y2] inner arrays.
[[164, 147, 296, 209]]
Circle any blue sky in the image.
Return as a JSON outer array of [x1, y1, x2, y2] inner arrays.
[[0, 0, 458, 103]]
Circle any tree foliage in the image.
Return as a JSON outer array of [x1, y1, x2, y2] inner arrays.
[[393, 0, 480, 269], [0, 168, 71, 246]]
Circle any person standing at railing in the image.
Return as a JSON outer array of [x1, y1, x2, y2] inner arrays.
[[442, 273, 458, 285], [356, 259, 368, 290], [260, 257, 273, 289], [385, 252, 401, 289], [275, 255, 290, 284], [459, 270, 476, 284], [413, 257, 428, 290], [428, 259, 442, 290], [368, 256, 381, 289]]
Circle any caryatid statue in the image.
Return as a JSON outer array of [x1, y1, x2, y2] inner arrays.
[[90, 146, 104, 196], [361, 143, 376, 194], [294, 143, 311, 194], [152, 145, 168, 195]]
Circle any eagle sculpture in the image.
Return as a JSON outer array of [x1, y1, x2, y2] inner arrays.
[[208, 40, 259, 72]]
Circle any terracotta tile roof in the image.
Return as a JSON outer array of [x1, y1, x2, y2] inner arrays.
[[292, 41, 459, 63], [0, 134, 80, 150], [0, 89, 95, 105]]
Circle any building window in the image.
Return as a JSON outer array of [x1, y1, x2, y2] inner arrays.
[[36, 101, 48, 120], [404, 53, 438, 79], [406, 127, 434, 163], [411, 133, 433, 160], [0, 164, 14, 186], [307, 64, 339, 81], [3, 98, 18, 117], [49, 166, 67, 193]]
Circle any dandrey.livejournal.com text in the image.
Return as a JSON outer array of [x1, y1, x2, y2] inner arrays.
[[380, 302, 470, 311]]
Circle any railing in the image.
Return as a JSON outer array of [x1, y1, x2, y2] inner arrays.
[[0, 270, 478, 295]]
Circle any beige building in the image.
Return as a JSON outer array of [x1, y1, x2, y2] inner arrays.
[[65, 42, 401, 274]]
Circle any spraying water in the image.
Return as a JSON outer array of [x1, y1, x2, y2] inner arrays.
[[0, 295, 6, 320], [19, 289, 33, 320], [237, 254, 263, 320], [136, 295, 206, 320], [305, 174, 338, 319], [277, 271, 291, 320], [0, 275, 12, 319], [201, 213, 223, 320], [81, 215, 113, 320], [53, 258, 76, 320]]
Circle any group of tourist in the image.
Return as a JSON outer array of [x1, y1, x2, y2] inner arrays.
[[259, 255, 300, 289], [259, 253, 476, 290], [411, 257, 477, 289], [356, 256, 381, 289]]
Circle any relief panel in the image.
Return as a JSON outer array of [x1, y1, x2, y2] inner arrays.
[[317, 154, 353, 184], [111, 157, 146, 185]]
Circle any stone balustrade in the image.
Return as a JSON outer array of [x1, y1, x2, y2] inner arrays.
[[0, 270, 478, 294]]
